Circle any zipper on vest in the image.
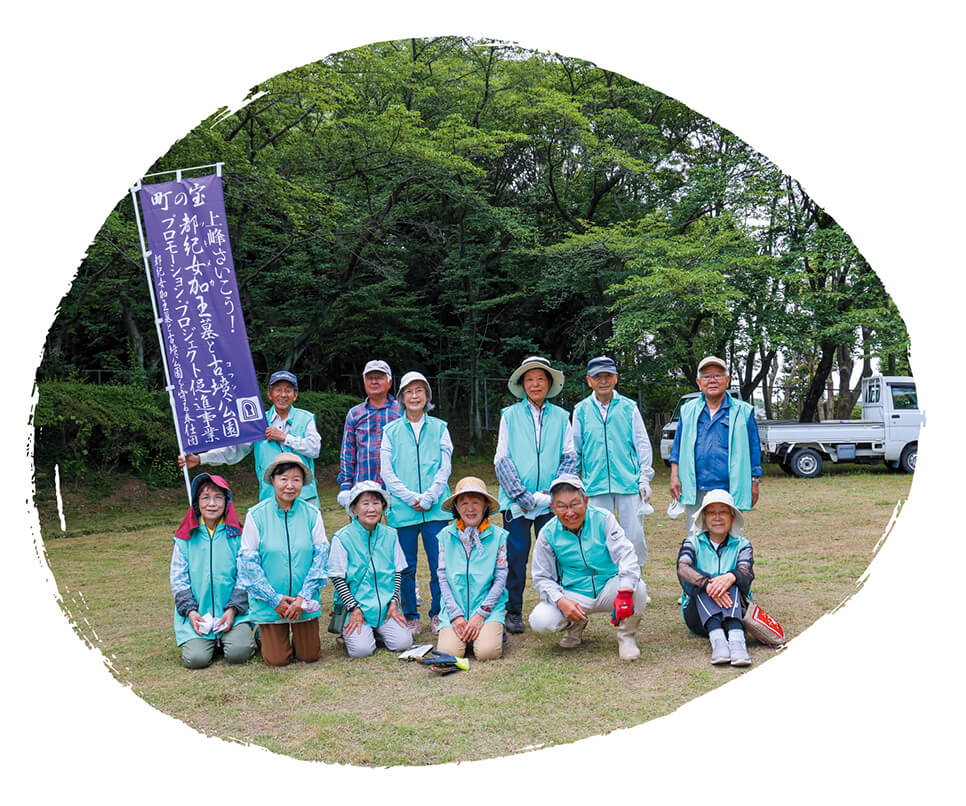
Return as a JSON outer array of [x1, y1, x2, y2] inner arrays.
[[209, 532, 216, 619], [369, 531, 384, 625], [576, 529, 597, 598], [465, 545, 472, 621], [601, 404, 612, 494], [284, 510, 293, 597], [411, 423, 426, 523], [533, 405, 544, 491]]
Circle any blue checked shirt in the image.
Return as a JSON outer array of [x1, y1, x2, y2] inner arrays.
[[337, 395, 403, 490]]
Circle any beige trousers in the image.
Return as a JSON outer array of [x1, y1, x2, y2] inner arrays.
[[436, 620, 504, 660]]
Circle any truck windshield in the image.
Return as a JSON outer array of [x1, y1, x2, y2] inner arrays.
[[890, 384, 918, 410]]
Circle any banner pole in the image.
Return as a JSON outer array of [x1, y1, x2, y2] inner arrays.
[[129, 180, 192, 502]]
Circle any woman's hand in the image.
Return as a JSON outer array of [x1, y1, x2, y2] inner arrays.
[[462, 613, 485, 642], [215, 607, 235, 633], [450, 616, 467, 641], [275, 595, 296, 619], [281, 595, 305, 620], [706, 573, 736, 608], [386, 601, 408, 627], [345, 606, 366, 635], [187, 610, 205, 635]]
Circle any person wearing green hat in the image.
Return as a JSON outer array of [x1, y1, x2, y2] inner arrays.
[[169, 473, 254, 668], [493, 356, 577, 634], [180, 370, 321, 504], [237, 452, 329, 666]]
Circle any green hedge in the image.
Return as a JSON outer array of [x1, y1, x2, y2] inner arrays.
[[32, 382, 358, 486]]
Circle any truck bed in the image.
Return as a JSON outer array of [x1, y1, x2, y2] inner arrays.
[[759, 419, 885, 446]]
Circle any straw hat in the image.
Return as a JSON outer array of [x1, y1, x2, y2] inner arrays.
[[507, 356, 565, 399], [262, 451, 313, 485], [441, 476, 499, 513], [690, 489, 744, 536]]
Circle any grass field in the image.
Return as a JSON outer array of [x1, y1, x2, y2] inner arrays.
[[37, 459, 911, 766]]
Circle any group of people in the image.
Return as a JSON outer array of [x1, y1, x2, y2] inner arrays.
[[172, 353, 764, 669]]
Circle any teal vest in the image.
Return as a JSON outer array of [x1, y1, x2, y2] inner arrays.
[[253, 406, 318, 501], [679, 530, 752, 615], [543, 505, 619, 599], [436, 521, 509, 629], [382, 415, 451, 528], [574, 391, 640, 496], [172, 522, 253, 646], [497, 400, 570, 511], [677, 393, 753, 509], [332, 520, 399, 627], [245, 497, 322, 623]]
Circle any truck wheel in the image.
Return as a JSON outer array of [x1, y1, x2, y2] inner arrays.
[[779, 459, 795, 476], [900, 444, 917, 474], [789, 448, 823, 478]]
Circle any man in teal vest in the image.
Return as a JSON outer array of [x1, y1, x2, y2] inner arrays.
[[529, 474, 647, 661], [180, 370, 321, 504], [493, 356, 577, 634], [572, 355, 654, 568], [669, 356, 761, 534]]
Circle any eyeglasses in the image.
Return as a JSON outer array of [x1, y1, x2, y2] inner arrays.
[[699, 374, 727, 382]]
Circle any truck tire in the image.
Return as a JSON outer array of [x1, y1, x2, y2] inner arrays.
[[789, 448, 823, 478], [900, 443, 917, 474], [779, 458, 795, 476]]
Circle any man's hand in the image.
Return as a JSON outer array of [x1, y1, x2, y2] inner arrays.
[[265, 426, 287, 443], [345, 606, 366, 635], [669, 463, 682, 501], [751, 479, 759, 507], [187, 610, 205, 635], [706, 573, 736, 608], [179, 454, 201, 470], [557, 597, 587, 624]]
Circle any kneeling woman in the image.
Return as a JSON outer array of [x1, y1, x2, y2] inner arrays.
[[239, 453, 329, 666], [676, 489, 754, 667], [170, 473, 254, 668], [435, 477, 508, 661], [328, 481, 413, 657]]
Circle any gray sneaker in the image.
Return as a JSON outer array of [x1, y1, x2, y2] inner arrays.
[[729, 635, 751, 667], [710, 635, 731, 665]]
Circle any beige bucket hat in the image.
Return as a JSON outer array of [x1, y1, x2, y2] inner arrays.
[[441, 476, 499, 513], [507, 356, 565, 399], [262, 451, 313, 485]]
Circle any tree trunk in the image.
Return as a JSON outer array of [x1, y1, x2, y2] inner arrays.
[[800, 342, 836, 422]]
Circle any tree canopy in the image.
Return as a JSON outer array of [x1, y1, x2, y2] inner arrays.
[[42, 36, 911, 443]]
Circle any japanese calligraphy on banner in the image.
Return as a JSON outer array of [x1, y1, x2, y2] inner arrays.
[[137, 173, 265, 453]]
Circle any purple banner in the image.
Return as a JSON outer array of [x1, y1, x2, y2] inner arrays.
[[137, 173, 265, 454]]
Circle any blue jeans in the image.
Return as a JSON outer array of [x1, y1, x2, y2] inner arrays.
[[397, 519, 445, 620], [502, 509, 553, 617]]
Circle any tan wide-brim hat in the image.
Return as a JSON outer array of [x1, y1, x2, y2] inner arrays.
[[507, 356, 565, 399], [690, 488, 744, 536], [441, 476, 499, 513], [262, 452, 314, 486]]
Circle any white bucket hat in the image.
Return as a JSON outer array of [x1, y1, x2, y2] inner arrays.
[[548, 473, 586, 496], [507, 356, 565, 399], [398, 371, 433, 409], [690, 489, 744, 536], [347, 479, 391, 510]]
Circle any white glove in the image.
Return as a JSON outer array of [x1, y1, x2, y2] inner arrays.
[[638, 482, 652, 502], [337, 489, 352, 509], [418, 492, 435, 510], [532, 492, 553, 510]]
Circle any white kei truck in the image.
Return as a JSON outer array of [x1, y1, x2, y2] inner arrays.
[[659, 375, 921, 479]]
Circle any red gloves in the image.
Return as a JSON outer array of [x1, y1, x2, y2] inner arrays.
[[610, 589, 634, 626]]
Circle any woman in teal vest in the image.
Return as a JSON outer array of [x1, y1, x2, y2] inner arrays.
[[238, 452, 329, 666], [435, 477, 509, 661], [379, 371, 453, 637], [676, 489, 754, 667], [169, 473, 254, 668], [328, 481, 413, 658]]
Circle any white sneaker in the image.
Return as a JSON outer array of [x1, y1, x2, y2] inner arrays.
[[710, 636, 731, 665], [559, 620, 586, 648]]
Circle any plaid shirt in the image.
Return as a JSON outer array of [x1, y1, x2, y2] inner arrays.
[[337, 395, 402, 490]]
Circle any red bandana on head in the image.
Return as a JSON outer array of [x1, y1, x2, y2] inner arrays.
[[174, 474, 242, 540]]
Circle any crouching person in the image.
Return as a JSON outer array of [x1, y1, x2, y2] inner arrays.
[[435, 477, 508, 661], [170, 473, 254, 668], [328, 481, 413, 658], [529, 474, 647, 661], [676, 489, 754, 667]]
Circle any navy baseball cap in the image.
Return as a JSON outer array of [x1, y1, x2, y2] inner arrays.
[[268, 370, 298, 390], [586, 356, 618, 376]]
